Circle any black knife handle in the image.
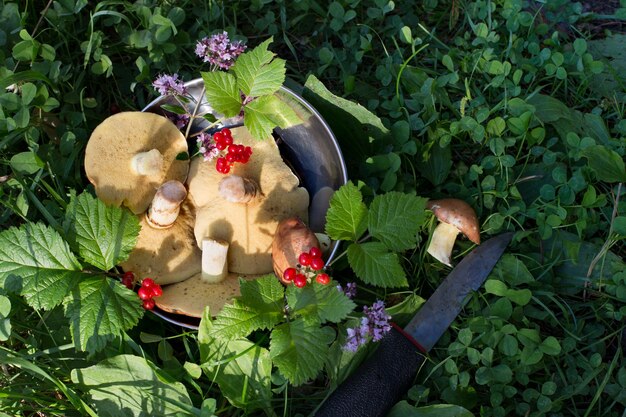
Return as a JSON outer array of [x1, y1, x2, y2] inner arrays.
[[315, 326, 425, 417]]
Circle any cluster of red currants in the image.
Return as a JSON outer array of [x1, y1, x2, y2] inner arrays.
[[283, 247, 330, 288], [120, 272, 162, 310], [213, 128, 252, 174]]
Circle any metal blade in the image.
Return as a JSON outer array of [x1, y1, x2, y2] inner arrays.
[[405, 232, 513, 351]]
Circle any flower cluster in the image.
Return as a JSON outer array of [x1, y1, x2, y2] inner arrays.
[[195, 31, 247, 70], [337, 282, 357, 299], [196, 132, 220, 161], [152, 73, 187, 96], [344, 300, 392, 352]]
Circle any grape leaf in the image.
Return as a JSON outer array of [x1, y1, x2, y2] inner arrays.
[[0, 222, 85, 310], [233, 37, 285, 97], [347, 242, 408, 288], [201, 71, 242, 118], [286, 282, 355, 323], [64, 276, 144, 353], [270, 317, 335, 386], [325, 182, 368, 242], [65, 192, 140, 271], [368, 192, 428, 251], [70, 354, 193, 417], [198, 309, 272, 412], [210, 277, 285, 340], [243, 94, 301, 140]]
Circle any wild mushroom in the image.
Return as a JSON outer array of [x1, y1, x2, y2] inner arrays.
[[119, 197, 202, 285], [146, 180, 188, 228], [84, 111, 189, 214], [187, 126, 310, 275], [426, 198, 480, 266], [272, 217, 320, 284]]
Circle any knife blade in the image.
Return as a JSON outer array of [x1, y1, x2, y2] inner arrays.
[[315, 232, 513, 417]]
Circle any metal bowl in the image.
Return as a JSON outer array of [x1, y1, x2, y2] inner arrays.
[[143, 79, 348, 328]]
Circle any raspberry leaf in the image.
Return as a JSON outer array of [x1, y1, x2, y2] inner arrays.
[[347, 242, 408, 288], [243, 94, 301, 140], [270, 317, 335, 386], [286, 283, 355, 324], [233, 37, 285, 98], [70, 354, 193, 416], [325, 182, 368, 242], [64, 276, 144, 353], [64, 192, 140, 271], [368, 192, 428, 252], [0, 222, 85, 311], [201, 70, 242, 117]]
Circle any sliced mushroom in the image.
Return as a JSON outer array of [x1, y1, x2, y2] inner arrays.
[[84, 111, 189, 214], [426, 198, 480, 266], [187, 126, 310, 275]]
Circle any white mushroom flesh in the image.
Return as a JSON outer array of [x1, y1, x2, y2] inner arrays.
[[201, 238, 229, 283], [426, 221, 460, 267], [131, 149, 165, 176], [146, 180, 188, 229]]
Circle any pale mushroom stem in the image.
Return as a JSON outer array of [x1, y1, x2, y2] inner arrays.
[[201, 238, 229, 283], [131, 149, 164, 176], [218, 175, 262, 204], [146, 180, 187, 229], [426, 221, 460, 267]]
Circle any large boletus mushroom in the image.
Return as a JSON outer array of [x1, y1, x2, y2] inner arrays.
[[84, 111, 189, 214], [426, 198, 480, 266], [187, 126, 310, 275]]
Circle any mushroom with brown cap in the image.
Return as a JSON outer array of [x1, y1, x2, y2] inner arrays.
[[84, 111, 189, 214], [426, 198, 480, 266], [272, 217, 320, 284]]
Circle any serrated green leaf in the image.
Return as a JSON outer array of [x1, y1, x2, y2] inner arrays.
[[70, 354, 193, 417], [64, 276, 144, 353], [325, 182, 368, 242], [243, 94, 301, 140], [211, 277, 285, 340], [65, 192, 140, 271], [347, 242, 408, 288], [0, 223, 84, 310], [201, 71, 241, 118], [287, 282, 356, 323], [270, 318, 335, 385], [368, 192, 428, 251], [233, 38, 285, 97]]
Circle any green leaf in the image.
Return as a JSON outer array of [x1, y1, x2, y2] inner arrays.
[[347, 242, 408, 288], [243, 94, 301, 140], [0, 223, 84, 310], [65, 192, 140, 271], [485, 279, 508, 296], [0, 295, 11, 341], [582, 145, 626, 182], [505, 288, 532, 305], [64, 276, 144, 353], [325, 182, 368, 242], [270, 317, 335, 385], [211, 277, 284, 339], [388, 401, 474, 417], [233, 38, 285, 97], [539, 336, 561, 356], [287, 282, 356, 323], [70, 354, 193, 417], [368, 192, 427, 251], [10, 151, 44, 175], [201, 71, 241, 117]]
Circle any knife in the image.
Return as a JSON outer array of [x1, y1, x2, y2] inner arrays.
[[315, 232, 514, 417]]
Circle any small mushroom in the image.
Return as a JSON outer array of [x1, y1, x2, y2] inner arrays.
[[84, 111, 189, 214], [271, 217, 320, 284], [426, 198, 480, 266], [201, 237, 229, 283], [146, 180, 187, 229], [218, 175, 262, 204]]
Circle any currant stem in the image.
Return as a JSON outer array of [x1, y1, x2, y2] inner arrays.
[[184, 86, 206, 140]]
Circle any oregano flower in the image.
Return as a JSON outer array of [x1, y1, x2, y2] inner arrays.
[[152, 73, 187, 96], [343, 299, 391, 351], [195, 31, 247, 70]]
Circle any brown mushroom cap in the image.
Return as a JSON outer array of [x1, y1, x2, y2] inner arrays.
[[426, 198, 480, 244], [119, 198, 201, 285], [187, 126, 309, 275], [84, 111, 189, 214], [272, 217, 320, 284]]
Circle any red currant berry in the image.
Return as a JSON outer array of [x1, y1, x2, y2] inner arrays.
[[298, 252, 312, 266], [235, 144, 244, 154], [226, 153, 236, 163], [123, 271, 135, 280], [310, 257, 325, 271], [213, 131, 224, 143], [293, 273, 307, 288], [216, 141, 227, 151], [143, 298, 156, 310], [316, 273, 330, 285], [309, 247, 321, 258], [283, 267, 297, 281], [228, 144, 238, 154], [222, 128, 232, 138], [244, 146, 252, 156], [137, 287, 152, 301], [141, 278, 155, 289], [121, 277, 133, 289], [151, 284, 163, 297]]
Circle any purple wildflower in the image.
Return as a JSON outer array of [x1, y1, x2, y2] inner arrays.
[[195, 32, 246, 70], [343, 300, 392, 351], [337, 282, 357, 299], [167, 113, 190, 130], [152, 73, 187, 96], [196, 132, 220, 161], [344, 318, 370, 352]]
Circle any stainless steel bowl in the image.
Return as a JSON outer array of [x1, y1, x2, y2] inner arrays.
[[143, 78, 348, 328]]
